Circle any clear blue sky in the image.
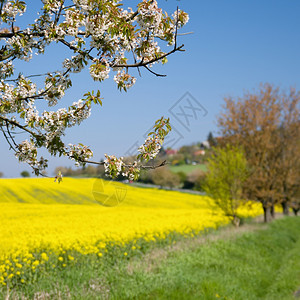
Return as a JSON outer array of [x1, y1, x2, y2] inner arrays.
[[1, 0, 300, 177]]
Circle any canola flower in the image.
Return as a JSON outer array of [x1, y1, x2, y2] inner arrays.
[[0, 178, 263, 286]]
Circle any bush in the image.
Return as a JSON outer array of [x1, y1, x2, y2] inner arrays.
[[20, 171, 30, 178], [150, 167, 181, 189]]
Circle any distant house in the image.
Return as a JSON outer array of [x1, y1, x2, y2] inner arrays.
[[194, 150, 205, 156], [165, 149, 178, 156], [200, 140, 210, 149]]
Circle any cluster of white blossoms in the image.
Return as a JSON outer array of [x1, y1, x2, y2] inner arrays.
[[15, 140, 37, 162], [0, 76, 37, 116], [1, 0, 26, 22], [138, 134, 162, 161], [172, 9, 190, 29], [89, 59, 110, 81], [0, 0, 188, 178], [41, 0, 63, 13], [17, 76, 37, 98], [104, 154, 124, 178], [122, 161, 140, 181], [15, 140, 48, 174], [63, 54, 87, 73], [64, 9, 84, 36], [0, 61, 13, 79], [37, 99, 91, 144], [6, 34, 34, 61], [43, 73, 72, 106], [137, 0, 162, 32], [0, 82, 15, 110], [114, 71, 137, 91], [68, 143, 93, 166]]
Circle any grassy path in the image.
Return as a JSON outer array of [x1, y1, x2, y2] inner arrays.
[[108, 216, 300, 300]]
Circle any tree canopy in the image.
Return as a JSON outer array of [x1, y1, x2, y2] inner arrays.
[[0, 0, 189, 179], [218, 84, 300, 221], [203, 145, 249, 227]]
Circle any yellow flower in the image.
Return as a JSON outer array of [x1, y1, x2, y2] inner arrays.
[[0, 177, 264, 283], [41, 252, 49, 261], [32, 260, 39, 266]]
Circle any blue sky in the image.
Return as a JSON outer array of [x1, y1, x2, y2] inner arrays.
[[1, 0, 300, 177]]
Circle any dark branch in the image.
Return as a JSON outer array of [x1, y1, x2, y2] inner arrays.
[[144, 65, 166, 77], [0, 116, 37, 137], [54, 1, 65, 26], [126, 10, 138, 22], [5, 121, 19, 148], [111, 44, 185, 68], [0, 124, 17, 152], [58, 38, 95, 60]]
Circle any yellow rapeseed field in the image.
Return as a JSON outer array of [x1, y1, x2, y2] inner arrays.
[[0, 178, 263, 286]]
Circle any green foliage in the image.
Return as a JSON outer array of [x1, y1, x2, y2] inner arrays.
[[204, 145, 249, 226], [150, 167, 180, 189], [20, 170, 30, 177], [176, 171, 187, 184], [193, 171, 207, 192], [83, 90, 102, 106]]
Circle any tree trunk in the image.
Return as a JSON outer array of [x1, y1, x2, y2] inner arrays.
[[281, 202, 289, 216], [271, 204, 275, 218], [263, 206, 273, 223], [232, 216, 240, 227], [292, 207, 299, 216]]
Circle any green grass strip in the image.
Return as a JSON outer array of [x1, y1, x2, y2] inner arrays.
[[111, 217, 300, 300]]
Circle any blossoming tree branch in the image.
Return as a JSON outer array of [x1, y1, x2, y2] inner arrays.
[[0, 0, 189, 180]]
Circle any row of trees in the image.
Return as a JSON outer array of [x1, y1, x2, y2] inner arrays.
[[139, 167, 205, 190], [205, 84, 300, 224]]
